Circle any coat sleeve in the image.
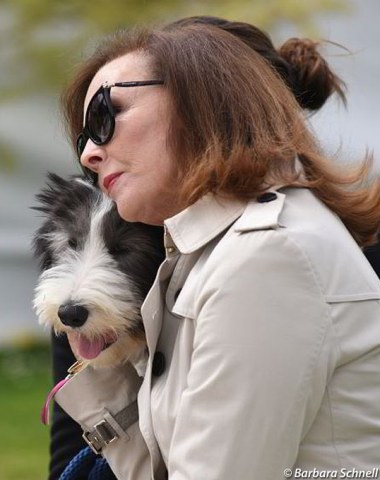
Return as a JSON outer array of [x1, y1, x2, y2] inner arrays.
[[167, 229, 338, 480], [55, 362, 151, 480]]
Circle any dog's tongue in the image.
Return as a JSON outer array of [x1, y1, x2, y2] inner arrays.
[[67, 331, 116, 360], [77, 335, 105, 359]]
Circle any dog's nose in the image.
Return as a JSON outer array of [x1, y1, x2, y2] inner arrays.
[[58, 303, 89, 328]]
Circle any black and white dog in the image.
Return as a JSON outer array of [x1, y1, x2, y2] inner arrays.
[[33, 173, 165, 369]]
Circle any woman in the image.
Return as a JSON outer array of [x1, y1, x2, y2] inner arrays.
[[53, 16, 380, 480]]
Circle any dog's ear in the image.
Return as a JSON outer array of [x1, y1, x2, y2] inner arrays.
[[31, 174, 69, 270], [31, 173, 72, 214], [32, 221, 55, 271], [31, 173, 99, 270], [31, 172, 97, 214]]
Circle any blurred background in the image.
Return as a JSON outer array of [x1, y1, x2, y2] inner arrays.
[[0, 0, 379, 478]]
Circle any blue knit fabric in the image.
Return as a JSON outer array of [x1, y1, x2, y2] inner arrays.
[[59, 446, 116, 480]]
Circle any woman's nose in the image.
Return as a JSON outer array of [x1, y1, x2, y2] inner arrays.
[[80, 141, 106, 172]]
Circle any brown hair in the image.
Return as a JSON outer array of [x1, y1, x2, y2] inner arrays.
[[61, 17, 380, 247]]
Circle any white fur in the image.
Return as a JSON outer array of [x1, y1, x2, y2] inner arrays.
[[34, 196, 145, 369]]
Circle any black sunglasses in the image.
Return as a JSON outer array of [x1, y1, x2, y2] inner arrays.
[[76, 80, 164, 158]]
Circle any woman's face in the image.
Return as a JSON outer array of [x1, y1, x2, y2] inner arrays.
[[80, 52, 180, 225]]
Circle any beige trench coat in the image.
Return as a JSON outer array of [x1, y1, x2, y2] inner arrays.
[[56, 187, 380, 479]]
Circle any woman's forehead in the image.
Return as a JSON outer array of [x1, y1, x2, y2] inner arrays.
[[84, 52, 153, 107]]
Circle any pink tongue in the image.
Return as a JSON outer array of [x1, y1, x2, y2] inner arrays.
[[78, 335, 104, 360]]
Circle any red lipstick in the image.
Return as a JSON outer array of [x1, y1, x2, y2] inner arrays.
[[103, 172, 122, 192]]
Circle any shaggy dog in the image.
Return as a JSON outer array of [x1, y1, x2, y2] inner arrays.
[[33, 173, 165, 369]]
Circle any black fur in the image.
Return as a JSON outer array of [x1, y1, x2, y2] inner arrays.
[[32, 173, 165, 332]]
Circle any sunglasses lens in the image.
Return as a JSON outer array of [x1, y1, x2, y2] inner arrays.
[[76, 133, 88, 157], [87, 89, 113, 144]]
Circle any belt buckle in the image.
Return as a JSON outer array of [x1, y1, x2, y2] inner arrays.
[[82, 419, 119, 455]]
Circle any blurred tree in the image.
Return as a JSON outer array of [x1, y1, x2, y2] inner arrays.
[[1, 0, 350, 99]]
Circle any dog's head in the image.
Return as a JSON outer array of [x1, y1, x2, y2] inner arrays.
[[32, 173, 165, 368]]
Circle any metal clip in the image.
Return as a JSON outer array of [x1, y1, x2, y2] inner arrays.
[[82, 420, 119, 455], [67, 360, 85, 376]]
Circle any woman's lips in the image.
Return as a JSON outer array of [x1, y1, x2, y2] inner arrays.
[[103, 172, 123, 192]]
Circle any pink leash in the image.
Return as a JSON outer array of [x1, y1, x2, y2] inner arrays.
[[41, 360, 84, 425], [41, 377, 71, 425]]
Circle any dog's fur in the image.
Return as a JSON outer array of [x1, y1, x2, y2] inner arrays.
[[32, 173, 165, 369]]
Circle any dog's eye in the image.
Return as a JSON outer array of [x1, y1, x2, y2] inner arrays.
[[68, 238, 78, 249]]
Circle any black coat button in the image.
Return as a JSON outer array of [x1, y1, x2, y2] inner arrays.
[[257, 192, 277, 203], [152, 351, 166, 377]]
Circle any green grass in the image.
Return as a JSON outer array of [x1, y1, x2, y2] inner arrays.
[[0, 342, 52, 480]]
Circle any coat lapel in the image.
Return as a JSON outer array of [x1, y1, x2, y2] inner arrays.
[[138, 255, 179, 477]]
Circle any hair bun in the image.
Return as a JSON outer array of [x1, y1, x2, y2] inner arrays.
[[278, 38, 346, 110]]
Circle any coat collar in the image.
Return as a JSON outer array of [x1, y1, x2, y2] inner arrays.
[[164, 190, 286, 255]]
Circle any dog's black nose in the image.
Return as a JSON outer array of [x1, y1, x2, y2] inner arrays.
[[58, 304, 89, 328]]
